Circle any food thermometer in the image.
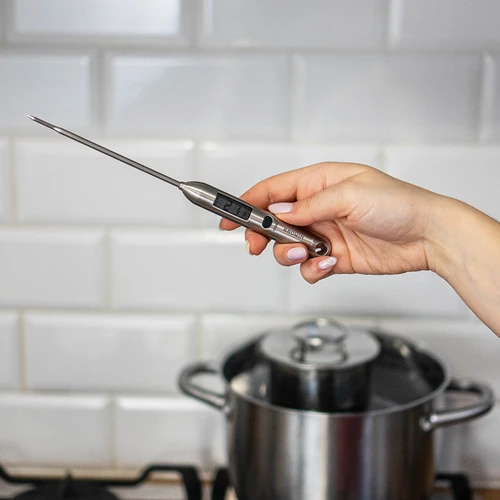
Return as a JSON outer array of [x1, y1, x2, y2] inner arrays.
[[27, 115, 331, 257]]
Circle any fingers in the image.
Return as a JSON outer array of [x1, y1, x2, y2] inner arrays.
[[244, 228, 268, 256], [219, 163, 365, 231], [269, 184, 351, 227], [271, 241, 338, 283], [299, 256, 338, 284]]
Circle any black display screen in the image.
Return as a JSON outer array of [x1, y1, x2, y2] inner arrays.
[[214, 193, 253, 220]]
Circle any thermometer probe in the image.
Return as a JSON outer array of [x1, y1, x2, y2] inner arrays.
[[27, 115, 331, 257]]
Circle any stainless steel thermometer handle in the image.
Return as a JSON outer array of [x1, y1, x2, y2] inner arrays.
[[180, 181, 331, 257]]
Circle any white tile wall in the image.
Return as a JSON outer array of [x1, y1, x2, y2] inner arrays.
[[385, 146, 500, 221], [115, 396, 225, 467], [15, 139, 196, 225], [293, 54, 481, 142], [200, 314, 292, 359], [198, 143, 381, 226], [24, 313, 197, 393], [289, 271, 467, 317], [0, 229, 104, 308], [0, 313, 19, 389], [0, 139, 10, 222], [105, 54, 289, 139], [111, 230, 287, 312], [8, 0, 188, 45], [200, 0, 387, 49], [0, 0, 499, 485], [389, 0, 500, 49], [0, 51, 95, 132], [0, 393, 111, 467], [200, 314, 377, 359]]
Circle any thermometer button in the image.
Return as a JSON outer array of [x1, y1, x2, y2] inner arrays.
[[262, 216, 273, 229]]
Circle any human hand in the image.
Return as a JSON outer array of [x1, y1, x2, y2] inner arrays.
[[220, 162, 440, 284]]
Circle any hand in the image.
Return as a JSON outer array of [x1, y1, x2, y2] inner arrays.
[[220, 162, 439, 284]]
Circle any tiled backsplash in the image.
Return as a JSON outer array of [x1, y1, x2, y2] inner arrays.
[[1, 0, 500, 486]]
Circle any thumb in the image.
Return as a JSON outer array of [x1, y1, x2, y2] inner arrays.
[[268, 185, 349, 226]]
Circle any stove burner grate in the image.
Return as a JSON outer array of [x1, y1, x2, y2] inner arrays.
[[13, 475, 118, 499]]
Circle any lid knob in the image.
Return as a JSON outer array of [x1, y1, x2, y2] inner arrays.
[[291, 318, 348, 364]]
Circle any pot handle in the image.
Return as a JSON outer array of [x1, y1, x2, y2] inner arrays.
[[178, 361, 227, 411], [420, 379, 494, 432]]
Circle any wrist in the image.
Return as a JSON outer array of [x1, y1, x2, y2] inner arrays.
[[422, 194, 469, 280]]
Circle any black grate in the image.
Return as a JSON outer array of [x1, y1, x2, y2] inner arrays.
[[0, 465, 202, 500]]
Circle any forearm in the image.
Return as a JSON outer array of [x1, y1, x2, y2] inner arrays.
[[425, 196, 500, 335]]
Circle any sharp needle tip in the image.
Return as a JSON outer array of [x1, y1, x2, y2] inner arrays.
[[27, 114, 35, 120]]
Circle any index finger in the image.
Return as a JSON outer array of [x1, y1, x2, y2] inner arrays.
[[220, 162, 362, 230]]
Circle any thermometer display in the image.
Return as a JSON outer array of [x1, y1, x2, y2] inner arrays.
[[214, 193, 252, 221]]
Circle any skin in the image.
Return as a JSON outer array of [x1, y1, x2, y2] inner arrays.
[[220, 162, 500, 336]]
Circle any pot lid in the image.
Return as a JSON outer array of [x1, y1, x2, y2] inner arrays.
[[259, 318, 380, 370]]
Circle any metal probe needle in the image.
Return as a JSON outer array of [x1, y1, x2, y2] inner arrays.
[[26, 115, 182, 188]]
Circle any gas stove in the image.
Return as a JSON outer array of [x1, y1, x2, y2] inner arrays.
[[0, 465, 475, 499]]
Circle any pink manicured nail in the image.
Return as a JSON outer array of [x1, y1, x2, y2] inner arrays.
[[318, 257, 337, 270], [268, 202, 293, 214], [287, 247, 307, 261]]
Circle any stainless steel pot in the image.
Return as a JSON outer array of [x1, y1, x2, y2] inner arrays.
[[179, 329, 494, 500], [259, 318, 380, 412]]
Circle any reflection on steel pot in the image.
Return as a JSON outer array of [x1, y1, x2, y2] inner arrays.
[[259, 318, 380, 412], [179, 320, 494, 500]]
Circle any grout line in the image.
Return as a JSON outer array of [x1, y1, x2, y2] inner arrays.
[[109, 395, 118, 468], [103, 230, 113, 311], [284, 53, 294, 143], [478, 53, 496, 143], [93, 48, 105, 135], [17, 310, 27, 391], [8, 137, 18, 222], [385, 0, 401, 51]]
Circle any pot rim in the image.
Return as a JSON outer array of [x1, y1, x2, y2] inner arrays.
[[218, 329, 452, 418]]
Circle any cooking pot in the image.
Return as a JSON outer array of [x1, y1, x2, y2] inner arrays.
[[179, 323, 494, 500]]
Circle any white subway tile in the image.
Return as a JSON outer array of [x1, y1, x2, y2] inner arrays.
[[0, 393, 111, 467], [15, 139, 195, 225], [378, 319, 500, 397], [289, 271, 467, 317], [198, 143, 381, 227], [116, 396, 226, 467], [481, 55, 500, 142], [200, 0, 386, 49], [0, 229, 104, 308], [389, 0, 500, 49], [435, 403, 500, 484], [293, 54, 481, 142], [0, 313, 19, 389], [200, 314, 293, 359], [459, 405, 500, 483], [111, 230, 287, 313], [9, 0, 188, 45], [0, 51, 95, 132], [385, 146, 500, 221], [0, 139, 10, 222], [106, 54, 288, 139], [25, 313, 196, 393]]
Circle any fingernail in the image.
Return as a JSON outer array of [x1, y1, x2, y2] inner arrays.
[[287, 247, 307, 261], [245, 240, 252, 255], [318, 256, 337, 270], [268, 202, 293, 214]]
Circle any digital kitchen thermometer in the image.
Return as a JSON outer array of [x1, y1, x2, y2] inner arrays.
[[27, 115, 331, 257]]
